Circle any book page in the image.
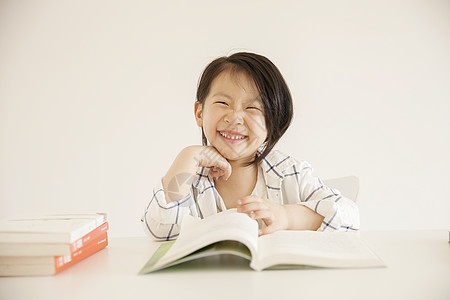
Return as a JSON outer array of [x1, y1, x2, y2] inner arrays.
[[253, 231, 384, 270], [153, 211, 259, 269]]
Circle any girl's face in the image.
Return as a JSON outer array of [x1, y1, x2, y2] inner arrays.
[[195, 70, 268, 163]]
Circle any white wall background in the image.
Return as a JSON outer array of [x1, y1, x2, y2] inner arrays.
[[1, 0, 449, 236]]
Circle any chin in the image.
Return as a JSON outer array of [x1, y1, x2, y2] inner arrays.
[[221, 149, 255, 163]]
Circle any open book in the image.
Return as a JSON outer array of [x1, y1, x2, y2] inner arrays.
[[139, 211, 384, 273]]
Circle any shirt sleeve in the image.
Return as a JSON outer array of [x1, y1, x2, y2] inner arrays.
[[295, 161, 360, 232], [141, 178, 197, 241]]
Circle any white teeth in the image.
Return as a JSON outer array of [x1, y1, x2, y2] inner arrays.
[[220, 132, 245, 140]]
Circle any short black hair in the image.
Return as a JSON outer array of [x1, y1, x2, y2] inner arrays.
[[196, 52, 293, 167]]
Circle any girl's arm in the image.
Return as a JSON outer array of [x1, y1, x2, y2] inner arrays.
[[237, 196, 324, 235], [237, 160, 359, 235], [142, 145, 232, 241], [283, 204, 324, 230], [162, 145, 231, 203], [295, 161, 360, 232]]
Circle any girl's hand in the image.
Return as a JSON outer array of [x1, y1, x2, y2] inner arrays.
[[194, 146, 232, 181], [236, 195, 289, 236]]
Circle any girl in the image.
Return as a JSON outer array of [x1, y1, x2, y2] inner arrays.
[[142, 52, 359, 241]]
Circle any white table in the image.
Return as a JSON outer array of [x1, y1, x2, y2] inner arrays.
[[0, 230, 449, 300]]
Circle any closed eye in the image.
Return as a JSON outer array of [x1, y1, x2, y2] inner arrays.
[[247, 106, 261, 111], [215, 101, 228, 106]]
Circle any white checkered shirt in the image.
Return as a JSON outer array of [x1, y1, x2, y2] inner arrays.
[[141, 149, 360, 241]]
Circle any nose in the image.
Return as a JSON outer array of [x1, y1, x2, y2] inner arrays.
[[224, 109, 244, 125]]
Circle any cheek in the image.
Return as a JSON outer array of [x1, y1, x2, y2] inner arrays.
[[247, 114, 267, 137], [202, 112, 220, 134]]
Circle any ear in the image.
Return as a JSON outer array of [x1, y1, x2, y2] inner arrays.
[[194, 101, 203, 127]]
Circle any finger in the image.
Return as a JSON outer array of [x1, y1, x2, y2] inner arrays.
[[209, 164, 228, 178], [208, 147, 232, 180], [211, 167, 224, 176], [259, 225, 277, 236], [211, 159, 231, 181], [199, 148, 232, 180], [238, 195, 263, 205], [221, 162, 232, 180], [209, 170, 222, 179], [214, 152, 232, 180], [251, 209, 273, 220], [209, 168, 219, 176], [237, 202, 266, 214]]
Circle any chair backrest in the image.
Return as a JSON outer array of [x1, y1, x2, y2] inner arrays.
[[322, 176, 360, 203]]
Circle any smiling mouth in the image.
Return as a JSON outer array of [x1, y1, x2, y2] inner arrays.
[[219, 131, 246, 139], [218, 131, 248, 143]]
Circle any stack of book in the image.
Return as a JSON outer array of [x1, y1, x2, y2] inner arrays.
[[0, 213, 108, 276]]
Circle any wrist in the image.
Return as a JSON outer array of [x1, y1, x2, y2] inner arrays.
[[284, 204, 324, 231], [280, 205, 290, 230]]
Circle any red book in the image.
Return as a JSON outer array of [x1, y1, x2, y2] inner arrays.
[[54, 232, 108, 273], [70, 222, 109, 252]]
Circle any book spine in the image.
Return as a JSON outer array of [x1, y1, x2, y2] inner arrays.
[[68, 215, 106, 243], [54, 232, 108, 274], [69, 222, 109, 252]]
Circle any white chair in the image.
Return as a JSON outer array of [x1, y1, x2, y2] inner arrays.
[[322, 176, 360, 203]]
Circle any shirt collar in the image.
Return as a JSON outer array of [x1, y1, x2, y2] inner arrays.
[[259, 149, 296, 181], [193, 149, 295, 189]]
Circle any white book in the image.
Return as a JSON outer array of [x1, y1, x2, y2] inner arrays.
[[0, 213, 107, 244], [139, 211, 385, 273], [0, 222, 109, 256]]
